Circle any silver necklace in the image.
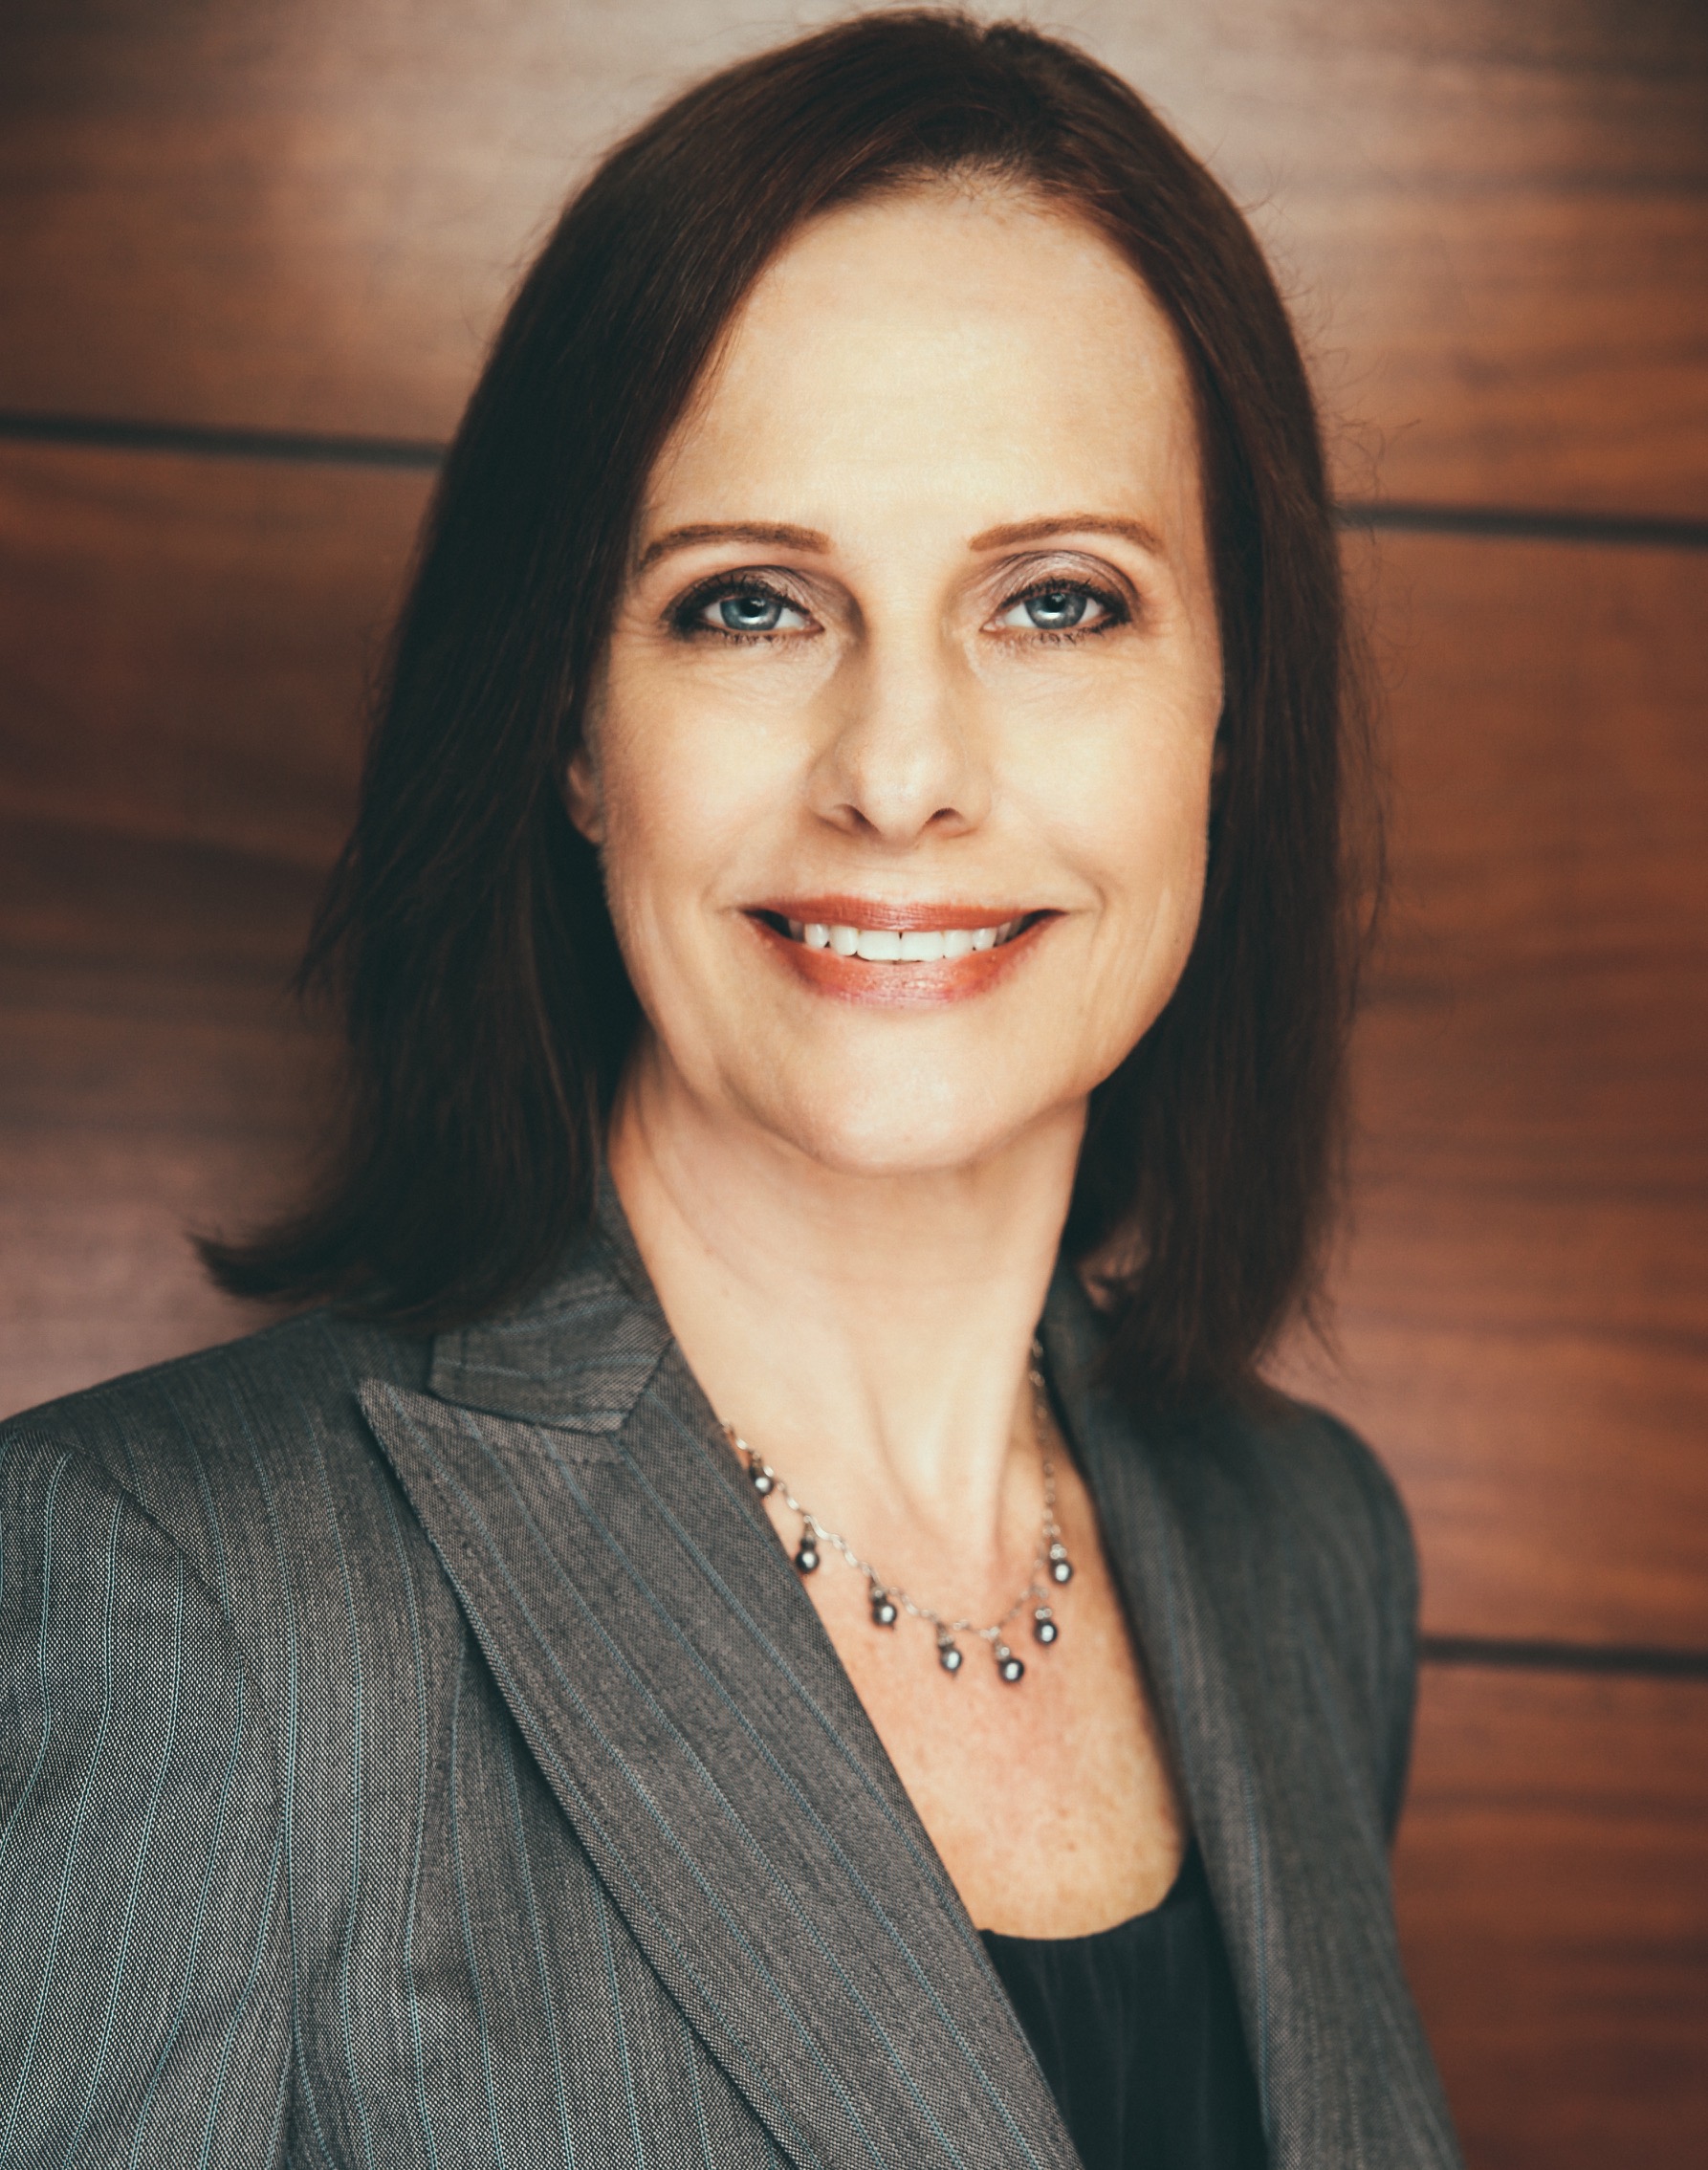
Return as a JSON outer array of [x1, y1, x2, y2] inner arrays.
[[721, 1342, 1074, 1684]]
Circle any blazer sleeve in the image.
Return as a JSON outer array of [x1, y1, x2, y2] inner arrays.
[[0, 1426, 292, 2168]]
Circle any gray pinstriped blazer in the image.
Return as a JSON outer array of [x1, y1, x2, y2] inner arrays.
[[0, 1187, 1463, 2168]]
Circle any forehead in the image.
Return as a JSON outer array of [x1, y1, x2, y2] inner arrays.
[[646, 182, 1203, 534]]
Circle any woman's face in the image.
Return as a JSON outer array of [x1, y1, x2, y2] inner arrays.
[[572, 184, 1223, 1178]]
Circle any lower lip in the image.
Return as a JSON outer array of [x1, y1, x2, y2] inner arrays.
[[747, 914, 1056, 1006]]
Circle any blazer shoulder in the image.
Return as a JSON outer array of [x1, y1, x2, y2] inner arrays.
[[1150, 1390, 1421, 1835], [1295, 1396, 1419, 1660], [1049, 1268, 1415, 1618], [0, 1412, 295, 2159], [1281, 1394, 1415, 1586], [1278, 1398, 1421, 1836], [1, 1307, 434, 1617], [4, 1303, 428, 1462], [1169, 1388, 1416, 1606]]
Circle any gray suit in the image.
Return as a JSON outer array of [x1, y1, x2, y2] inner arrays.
[[0, 1190, 1462, 2167]]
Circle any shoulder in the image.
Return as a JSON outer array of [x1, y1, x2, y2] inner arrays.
[[1149, 1388, 1416, 1630], [1046, 1268, 1415, 1634], [0, 1339, 319, 2151], [2, 1308, 479, 1912], [1151, 1387, 1419, 1707], [1133, 1389, 1421, 1835], [1, 1312, 446, 1771], [1, 1306, 432, 1581], [0, 1300, 431, 1465]]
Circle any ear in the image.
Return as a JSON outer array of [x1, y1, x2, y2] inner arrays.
[[563, 740, 606, 846]]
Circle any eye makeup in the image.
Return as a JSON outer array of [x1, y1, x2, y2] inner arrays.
[[991, 576, 1128, 640], [666, 569, 819, 642], [663, 559, 1136, 647], [979, 544, 1140, 639]]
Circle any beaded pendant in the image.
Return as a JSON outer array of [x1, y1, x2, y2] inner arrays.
[[724, 1338, 1071, 1687]]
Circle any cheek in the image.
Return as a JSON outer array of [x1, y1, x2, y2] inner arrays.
[[1058, 708, 1215, 916], [1061, 719, 1216, 1037], [587, 672, 791, 972]]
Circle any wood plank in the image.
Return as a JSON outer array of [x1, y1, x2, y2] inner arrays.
[[1357, 534, 1708, 981], [1287, 1316, 1708, 1645], [1395, 1662, 1708, 2167], [1273, 532, 1708, 1647], [1, 0, 1701, 514], [0, 440, 427, 863], [0, 817, 328, 1419], [1099, 3, 1708, 518]]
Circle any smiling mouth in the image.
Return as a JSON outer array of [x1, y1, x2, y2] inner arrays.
[[755, 911, 1037, 961]]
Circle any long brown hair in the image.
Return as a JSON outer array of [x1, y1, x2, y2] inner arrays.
[[207, 9, 1366, 1404]]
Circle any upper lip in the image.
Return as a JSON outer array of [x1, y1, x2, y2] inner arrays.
[[746, 896, 1047, 932]]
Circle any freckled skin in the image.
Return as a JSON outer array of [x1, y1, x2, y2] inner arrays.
[[570, 185, 1219, 1935]]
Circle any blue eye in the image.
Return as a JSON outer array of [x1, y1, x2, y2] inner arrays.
[[993, 581, 1122, 635], [674, 581, 812, 639], [716, 591, 785, 632], [1022, 587, 1089, 629]]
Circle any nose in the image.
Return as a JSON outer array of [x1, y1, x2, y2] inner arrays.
[[804, 633, 993, 846]]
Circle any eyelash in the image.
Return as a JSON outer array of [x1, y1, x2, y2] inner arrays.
[[666, 572, 1133, 645], [1000, 578, 1129, 643], [667, 575, 808, 646]]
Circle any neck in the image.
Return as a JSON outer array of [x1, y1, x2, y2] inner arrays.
[[607, 1032, 1084, 1570]]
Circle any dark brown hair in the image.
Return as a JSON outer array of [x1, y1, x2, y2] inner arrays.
[[207, 9, 1366, 1403]]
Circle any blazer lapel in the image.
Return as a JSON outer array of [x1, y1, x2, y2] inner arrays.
[[1040, 1269, 1463, 2170], [360, 1199, 1078, 2170]]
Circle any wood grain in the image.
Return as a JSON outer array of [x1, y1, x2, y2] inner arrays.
[[1274, 532, 1708, 1647], [1395, 1661, 1708, 2166], [1, 0, 1702, 514], [0, 816, 328, 1418], [0, 440, 427, 863]]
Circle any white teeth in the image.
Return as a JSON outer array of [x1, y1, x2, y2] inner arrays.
[[787, 916, 1025, 958]]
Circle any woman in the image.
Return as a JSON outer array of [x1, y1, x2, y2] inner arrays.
[[0, 12, 1461, 2167]]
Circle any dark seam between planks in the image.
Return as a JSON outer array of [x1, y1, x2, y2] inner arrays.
[[1420, 1634, 1708, 1680], [0, 411, 444, 471], [3, 411, 1708, 549], [1336, 500, 1708, 551]]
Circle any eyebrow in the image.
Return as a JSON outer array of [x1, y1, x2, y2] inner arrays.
[[967, 513, 1167, 558], [632, 511, 1167, 575], [635, 521, 831, 573]]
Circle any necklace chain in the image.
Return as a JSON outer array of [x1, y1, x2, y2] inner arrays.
[[720, 1341, 1074, 1684]]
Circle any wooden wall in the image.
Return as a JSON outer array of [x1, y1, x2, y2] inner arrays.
[[2, 4, 1703, 2159]]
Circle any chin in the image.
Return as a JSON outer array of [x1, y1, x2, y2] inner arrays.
[[734, 1056, 1071, 1183]]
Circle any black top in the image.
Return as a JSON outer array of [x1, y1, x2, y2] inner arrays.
[[980, 1847, 1267, 2170]]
